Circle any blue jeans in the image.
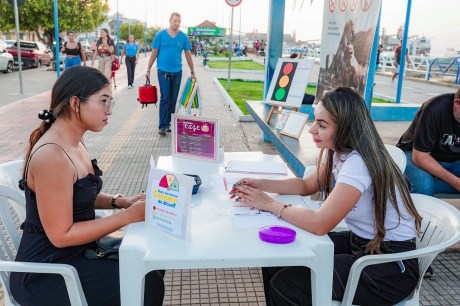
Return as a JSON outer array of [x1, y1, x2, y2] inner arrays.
[[157, 70, 182, 129], [404, 151, 460, 196], [64, 56, 81, 70]]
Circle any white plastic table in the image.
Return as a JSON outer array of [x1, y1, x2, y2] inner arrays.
[[119, 152, 334, 306]]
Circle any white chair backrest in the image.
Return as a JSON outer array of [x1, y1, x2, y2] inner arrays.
[[411, 194, 460, 287], [0, 185, 27, 305], [384, 144, 407, 173], [0, 160, 25, 195]]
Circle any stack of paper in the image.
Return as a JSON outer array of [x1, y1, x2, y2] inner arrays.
[[224, 160, 287, 175]]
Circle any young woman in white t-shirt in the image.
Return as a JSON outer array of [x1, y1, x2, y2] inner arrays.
[[230, 87, 422, 306]]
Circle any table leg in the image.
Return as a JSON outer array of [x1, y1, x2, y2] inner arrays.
[[120, 252, 146, 306], [310, 243, 334, 306]]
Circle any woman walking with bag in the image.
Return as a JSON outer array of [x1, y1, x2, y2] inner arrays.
[[61, 31, 86, 70], [10, 66, 165, 306], [120, 34, 140, 89], [91, 28, 114, 83]]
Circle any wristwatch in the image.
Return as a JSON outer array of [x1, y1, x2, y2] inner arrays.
[[111, 194, 123, 208]]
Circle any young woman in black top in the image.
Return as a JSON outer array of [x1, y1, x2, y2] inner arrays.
[[61, 31, 86, 70]]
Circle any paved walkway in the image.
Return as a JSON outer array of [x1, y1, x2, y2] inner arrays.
[[0, 54, 459, 305]]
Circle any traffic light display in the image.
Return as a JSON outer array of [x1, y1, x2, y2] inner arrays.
[[270, 61, 298, 103]]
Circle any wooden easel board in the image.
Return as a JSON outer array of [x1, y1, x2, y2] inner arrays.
[[265, 58, 315, 108]]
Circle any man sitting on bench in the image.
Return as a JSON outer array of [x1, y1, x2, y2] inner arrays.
[[396, 88, 460, 197]]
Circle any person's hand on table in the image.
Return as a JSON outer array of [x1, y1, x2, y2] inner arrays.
[[118, 193, 146, 209], [230, 179, 277, 212], [124, 195, 147, 223], [229, 178, 261, 200]]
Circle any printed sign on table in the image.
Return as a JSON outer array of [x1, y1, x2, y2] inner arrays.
[[265, 58, 315, 108], [145, 166, 194, 241], [172, 114, 219, 163]]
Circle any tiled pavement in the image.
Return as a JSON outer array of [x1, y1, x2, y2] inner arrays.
[[0, 54, 459, 305]]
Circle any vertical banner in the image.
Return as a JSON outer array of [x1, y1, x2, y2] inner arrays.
[[316, 0, 382, 101]]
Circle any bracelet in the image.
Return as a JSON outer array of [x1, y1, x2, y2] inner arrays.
[[277, 204, 292, 219], [191, 72, 195, 74], [146, 70, 150, 73], [111, 194, 123, 208]]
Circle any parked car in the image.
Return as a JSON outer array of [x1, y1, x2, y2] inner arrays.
[[80, 41, 93, 59], [0, 39, 14, 73], [5, 40, 15, 48], [7, 40, 52, 68]]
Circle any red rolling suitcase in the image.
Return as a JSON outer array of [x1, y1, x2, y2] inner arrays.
[[137, 78, 158, 108]]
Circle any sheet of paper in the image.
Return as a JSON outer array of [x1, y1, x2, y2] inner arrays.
[[224, 160, 287, 175]]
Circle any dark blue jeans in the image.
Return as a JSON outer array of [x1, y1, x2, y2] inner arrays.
[[404, 151, 460, 196], [157, 70, 182, 129], [125, 56, 136, 86]]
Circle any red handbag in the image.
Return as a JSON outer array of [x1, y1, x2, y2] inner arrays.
[[111, 58, 120, 71], [137, 78, 158, 108]]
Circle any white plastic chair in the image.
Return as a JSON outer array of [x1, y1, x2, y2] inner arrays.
[[0, 160, 25, 197], [384, 144, 407, 172], [332, 193, 460, 306], [0, 185, 88, 306]]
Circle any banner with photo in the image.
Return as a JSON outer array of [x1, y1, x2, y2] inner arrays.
[[316, 0, 382, 101]]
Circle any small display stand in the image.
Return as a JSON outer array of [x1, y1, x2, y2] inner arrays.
[[264, 58, 315, 124], [280, 111, 309, 139], [177, 77, 202, 116], [267, 105, 298, 124], [171, 114, 219, 163]]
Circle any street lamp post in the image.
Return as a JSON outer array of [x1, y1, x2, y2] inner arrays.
[[116, 0, 120, 57], [53, 0, 60, 77]]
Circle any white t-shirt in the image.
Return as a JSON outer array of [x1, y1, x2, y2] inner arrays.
[[332, 151, 416, 241]]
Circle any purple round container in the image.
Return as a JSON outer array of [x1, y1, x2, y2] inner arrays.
[[259, 225, 296, 244]]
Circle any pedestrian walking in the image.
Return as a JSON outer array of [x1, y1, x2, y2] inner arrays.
[[145, 12, 196, 136], [120, 34, 140, 89], [61, 31, 86, 70], [392, 40, 409, 82], [91, 28, 114, 83]]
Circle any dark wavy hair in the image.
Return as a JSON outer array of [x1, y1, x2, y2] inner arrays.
[[317, 87, 422, 254], [22, 66, 109, 178], [97, 28, 112, 44]]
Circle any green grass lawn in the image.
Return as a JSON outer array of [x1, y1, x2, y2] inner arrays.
[[208, 60, 265, 70], [218, 79, 265, 115], [218, 79, 393, 114], [207, 53, 227, 58]]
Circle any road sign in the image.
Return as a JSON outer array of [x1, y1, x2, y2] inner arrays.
[[225, 0, 242, 7]]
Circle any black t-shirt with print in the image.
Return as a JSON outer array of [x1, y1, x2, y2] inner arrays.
[[397, 93, 460, 162]]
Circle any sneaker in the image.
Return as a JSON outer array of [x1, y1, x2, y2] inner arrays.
[[166, 126, 171, 132], [158, 128, 166, 136], [424, 266, 434, 279], [128, 85, 132, 89]]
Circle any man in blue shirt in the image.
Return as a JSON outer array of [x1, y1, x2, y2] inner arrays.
[[146, 12, 196, 135]]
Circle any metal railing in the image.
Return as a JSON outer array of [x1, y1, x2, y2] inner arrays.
[[427, 57, 460, 84], [380, 54, 460, 84]]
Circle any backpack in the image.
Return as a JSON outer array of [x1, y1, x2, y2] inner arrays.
[[111, 57, 120, 71]]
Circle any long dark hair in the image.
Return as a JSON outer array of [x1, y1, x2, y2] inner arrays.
[[317, 87, 422, 254], [97, 28, 112, 44], [22, 66, 109, 178]]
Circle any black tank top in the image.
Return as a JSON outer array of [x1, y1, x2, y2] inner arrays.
[[15, 143, 103, 263], [64, 42, 81, 56]]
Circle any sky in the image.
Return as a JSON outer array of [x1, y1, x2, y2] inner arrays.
[[108, 0, 460, 56]]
